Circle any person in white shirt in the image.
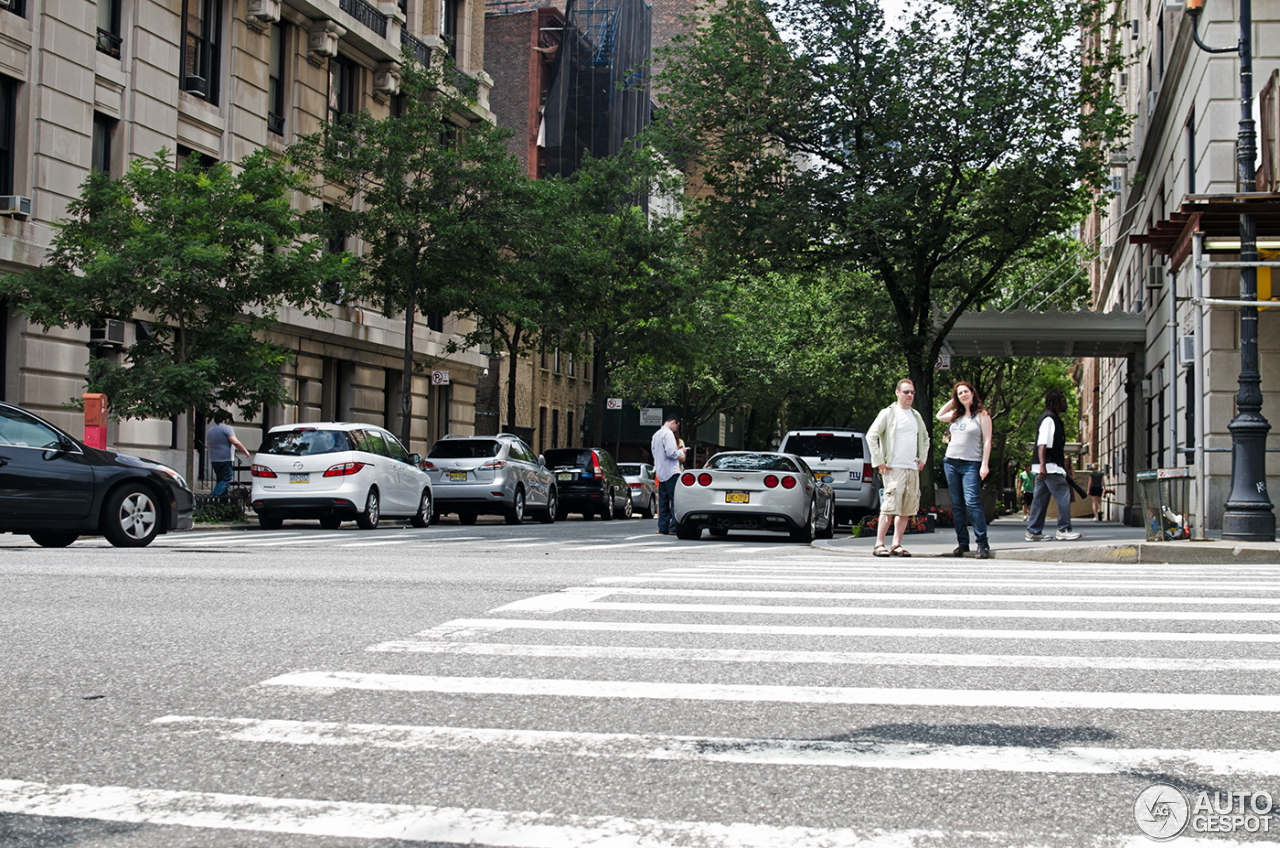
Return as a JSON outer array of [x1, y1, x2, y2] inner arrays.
[[1025, 388, 1082, 541], [649, 413, 687, 535], [866, 379, 930, 557]]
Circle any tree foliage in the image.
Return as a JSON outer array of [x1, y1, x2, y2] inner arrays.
[[655, 0, 1129, 478], [0, 148, 343, 476], [290, 55, 529, 448]]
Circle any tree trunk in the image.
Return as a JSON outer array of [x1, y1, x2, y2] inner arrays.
[[505, 324, 523, 433], [908, 356, 936, 510], [591, 338, 607, 448], [185, 406, 196, 491], [399, 276, 417, 451]]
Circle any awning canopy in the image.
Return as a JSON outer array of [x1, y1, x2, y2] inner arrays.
[[941, 306, 1146, 359]]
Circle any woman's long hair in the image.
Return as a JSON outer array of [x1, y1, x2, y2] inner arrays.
[[949, 381, 984, 417]]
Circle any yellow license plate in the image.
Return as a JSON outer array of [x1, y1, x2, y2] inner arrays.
[[725, 492, 749, 504], [448, 472, 467, 482]]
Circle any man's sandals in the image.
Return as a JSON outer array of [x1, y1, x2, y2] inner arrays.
[[873, 544, 911, 557]]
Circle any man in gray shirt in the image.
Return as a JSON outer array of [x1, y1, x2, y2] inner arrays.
[[207, 410, 250, 496]]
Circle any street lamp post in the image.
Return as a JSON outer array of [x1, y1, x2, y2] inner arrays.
[[1186, 0, 1275, 540]]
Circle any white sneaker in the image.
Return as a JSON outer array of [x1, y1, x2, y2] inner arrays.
[[1024, 532, 1044, 542], [1055, 529, 1082, 541]]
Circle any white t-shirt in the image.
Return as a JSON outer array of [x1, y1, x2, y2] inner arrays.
[[890, 406, 918, 469], [1034, 417, 1066, 475]]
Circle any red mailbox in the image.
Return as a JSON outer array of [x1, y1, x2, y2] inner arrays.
[[83, 393, 107, 449]]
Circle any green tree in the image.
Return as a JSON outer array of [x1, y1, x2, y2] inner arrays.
[[656, 0, 1129, 492], [291, 55, 528, 449], [0, 149, 345, 480]]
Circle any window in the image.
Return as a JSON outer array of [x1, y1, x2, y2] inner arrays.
[[176, 144, 218, 170], [553, 347, 561, 373], [268, 24, 286, 136], [441, 0, 460, 61], [425, 313, 444, 332], [567, 411, 574, 445], [538, 406, 547, 453], [322, 204, 347, 304], [97, 0, 122, 57], [3, 0, 26, 20], [1186, 110, 1196, 194], [551, 409, 559, 449], [328, 55, 358, 125], [181, 0, 222, 103], [0, 76, 15, 196], [92, 113, 115, 175], [566, 351, 574, 377]]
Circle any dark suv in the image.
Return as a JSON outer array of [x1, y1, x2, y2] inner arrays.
[[542, 447, 632, 520]]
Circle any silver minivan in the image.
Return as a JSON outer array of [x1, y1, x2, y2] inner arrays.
[[776, 428, 878, 526], [423, 434, 556, 524]]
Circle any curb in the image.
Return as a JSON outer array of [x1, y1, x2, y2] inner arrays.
[[810, 539, 1280, 564]]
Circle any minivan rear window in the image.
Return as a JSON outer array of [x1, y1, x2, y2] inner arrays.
[[617, 464, 643, 476], [782, 433, 863, 460], [260, 429, 351, 456], [543, 448, 592, 470], [428, 439, 501, 459]]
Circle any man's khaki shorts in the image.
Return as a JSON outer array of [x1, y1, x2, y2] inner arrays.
[[880, 466, 920, 517]]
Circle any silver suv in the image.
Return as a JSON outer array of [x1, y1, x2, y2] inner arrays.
[[776, 428, 878, 526], [423, 434, 556, 525]]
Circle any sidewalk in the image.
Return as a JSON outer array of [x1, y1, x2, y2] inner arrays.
[[813, 517, 1280, 564]]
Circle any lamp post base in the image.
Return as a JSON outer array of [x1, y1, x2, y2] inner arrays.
[[1221, 413, 1275, 542]]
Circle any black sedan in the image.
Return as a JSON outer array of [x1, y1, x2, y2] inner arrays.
[[0, 400, 194, 547]]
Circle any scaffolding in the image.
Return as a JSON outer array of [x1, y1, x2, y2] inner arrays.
[[541, 0, 652, 177]]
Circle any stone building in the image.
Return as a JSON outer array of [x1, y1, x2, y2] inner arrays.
[[1079, 0, 1279, 531], [0, 0, 496, 483]]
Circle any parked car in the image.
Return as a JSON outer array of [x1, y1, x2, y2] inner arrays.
[[0, 400, 194, 547], [776, 428, 878, 526], [616, 462, 658, 518], [543, 447, 632, 520], [250, 423, 432, 530], [673, 451, 835, 542], [423, 433, 555, 525]]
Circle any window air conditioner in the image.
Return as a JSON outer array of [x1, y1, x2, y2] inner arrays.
[[1119, 72, 1128, 88], [0, 194, 31, 218], [1110, 175, 1125, 194], [1131, 19, 1140, 39], [1179, 334, 1196, 366], [182, 75, 208, 97], [89, 318, 126, 348], [1145, 263, 1166, 290]]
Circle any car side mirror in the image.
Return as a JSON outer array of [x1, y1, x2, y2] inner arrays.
[[539, 456, 546, 468], [408, 453, 421, 466]]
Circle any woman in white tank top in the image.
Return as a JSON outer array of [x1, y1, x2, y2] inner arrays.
[[937, 381, 993, 558]]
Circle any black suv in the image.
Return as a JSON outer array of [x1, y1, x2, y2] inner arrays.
[[542, 447, 633, 520]]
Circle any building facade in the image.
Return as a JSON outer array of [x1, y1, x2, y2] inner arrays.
[[0, 0, 496, 482], [1081, 0, 1280, 530]]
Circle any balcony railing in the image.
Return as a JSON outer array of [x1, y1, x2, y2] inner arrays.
[[339, 0, 387, 38], [401, 30, 431, 67], [96, 28, 123, 58]]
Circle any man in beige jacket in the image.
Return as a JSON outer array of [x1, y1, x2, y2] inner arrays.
[[866, 378, 931, 556]]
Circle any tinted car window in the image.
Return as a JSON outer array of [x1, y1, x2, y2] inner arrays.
[[382, 432, 409, 463], [260, 429, 350, 456], [428, 440, 501, 459], [598, 450, 619, 474], [543, 448, 592, 469], [618, 464, 642, 476], [707, 453, 800, 473], [0, 407, 64, 448], [782, 433, 863, 460]]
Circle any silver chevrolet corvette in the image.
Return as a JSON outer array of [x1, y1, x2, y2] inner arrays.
[[673, 451, 836, 542]]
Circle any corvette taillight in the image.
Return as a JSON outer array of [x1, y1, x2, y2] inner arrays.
[[781, 475, 797, 489], [324, 462, 367, 478], [681, 473, 696, 486], [764, 475, 779, 488], [697, 473, 712, 486], [250, 465, 277, 478]]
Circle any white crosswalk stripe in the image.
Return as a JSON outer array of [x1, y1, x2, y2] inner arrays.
[[7, 555, 1280, 846]]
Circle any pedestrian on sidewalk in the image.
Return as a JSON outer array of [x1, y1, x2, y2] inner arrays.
[[206, 410, 250, 496], [650, 413, 686, 536], [867, 378, 930, 557], [1087, 464, 1111, 521], [1018, 463, 1035, 520], [1025, 389, 1081, 542], [937, 381, 992, 559]]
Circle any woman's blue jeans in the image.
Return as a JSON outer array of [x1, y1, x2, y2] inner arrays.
[[944, 458, 987, 548]]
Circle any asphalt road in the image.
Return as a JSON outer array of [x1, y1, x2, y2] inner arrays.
[[2, 514, 1279, 846]]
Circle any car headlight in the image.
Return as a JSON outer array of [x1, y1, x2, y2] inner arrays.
[[157, 466, 190, 491]]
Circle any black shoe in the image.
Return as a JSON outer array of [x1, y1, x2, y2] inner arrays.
[[976, 543, 990, 559], [950, 546, 970, 557]]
